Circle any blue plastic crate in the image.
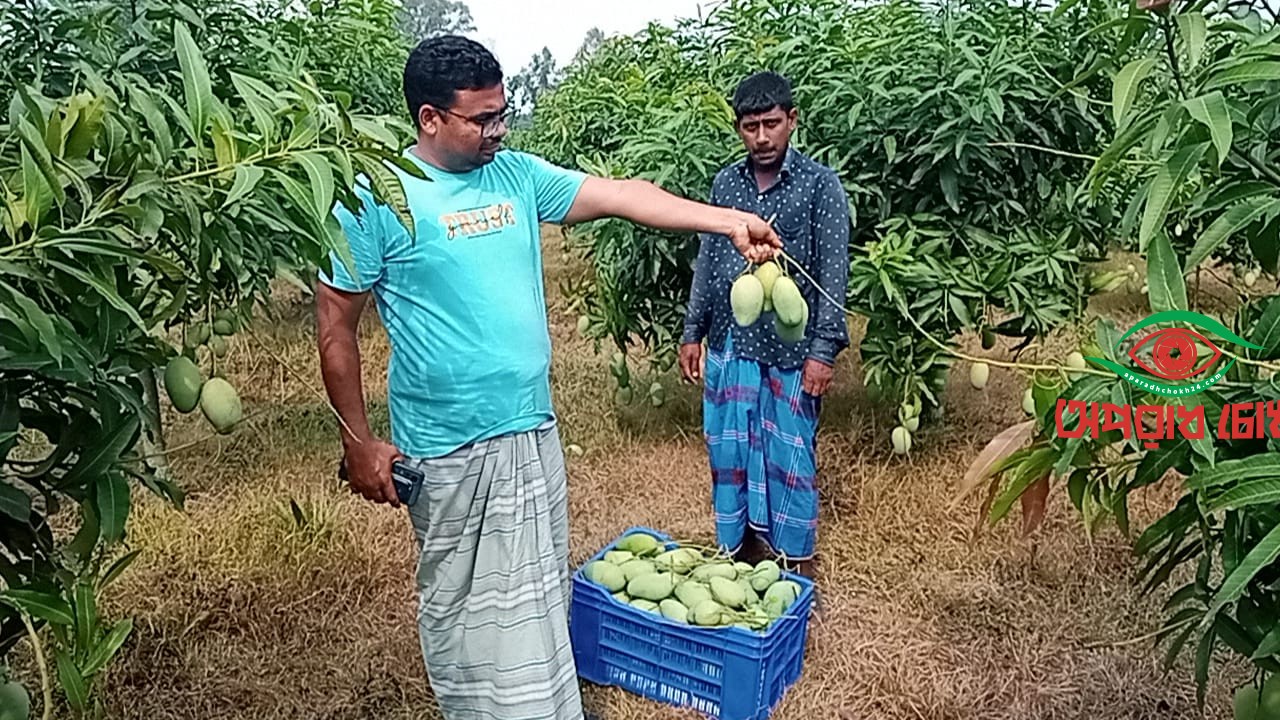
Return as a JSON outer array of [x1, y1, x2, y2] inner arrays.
[[569, 526, 815, 720]]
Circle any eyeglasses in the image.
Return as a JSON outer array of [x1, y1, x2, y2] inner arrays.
[[434, 104, 513, 138]]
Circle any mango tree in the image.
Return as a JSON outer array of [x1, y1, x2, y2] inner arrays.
[[518, 0, 1117, 445], [969, 0, 1280, 713], [0, 10, 414, 717]]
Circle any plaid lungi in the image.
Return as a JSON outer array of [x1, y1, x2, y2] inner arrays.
[[402, 423, 585, 720], [703, 336, 821, 562]]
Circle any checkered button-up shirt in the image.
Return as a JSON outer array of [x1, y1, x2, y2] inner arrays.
[[682, 147, 851, 369]]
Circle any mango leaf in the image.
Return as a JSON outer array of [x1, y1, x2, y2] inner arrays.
[[1133, 438, 1191, 488], [1053, 433, 1083, 479], [294, 151, 335, 220], [1177, 12, 1207, 68], [386, 155, 429, 182], [1252, 624, 1280, 660], [1112, 57, 1157, 129], [0, 385, 16, 449], [1032, 371, 1065, 417], [49, 239, 183, 280], [57, 649, 88, 711], [1089, 112, 1157, 196], [0, 481, 31, 522], [1225, 507, 1244, 579], [1250, 214, 1280, 276], [1250, 296, 1280, 359], [1140, 142, 1208, 253], [0, 283, 60, 364], [1095, 318, 1124, 361], [221, 165, 264, 209], [95, 472, 130, 545], [1163, 582, 1202, 612], [287, 111, 320, 148], [50, 154, 92, 212], [990, 448, 1056, 524], [1195, 617, 1216, 707], [1190, 415, 1219, 465], [1191, 181, 1273, 218], [11, 84, 47, 136], [351, 117, 401, 149], [1204, 61, 1280, 91], [1207, 479, 1280, 512], [352, 153, 413, 236], [954, 420, 1037, 504], [1068, 469, 1089, 510], [1136, 495, 1198, 556], [1147, 230, 1188, 312], [210, 106, 237, 170], [17, 116, 67, 208], [1112, 484, 1131, 537], [1185, 197, 1280, 271], [1163, 618, 1198, 672], [128, 85, 172, 162], [74, 581, 95, 658], [271, 169, 324, 232], [59, 416, 140, 490], [1203, 523, 1280, 629], [0, 590, 74, 626], [1020, 475, 1050, 537], [157, 91, 197, 145], [1183, 92, 1232, 167], [230, 72, 279, 142], [99, 549, 141, 591], [44, 260, 146, 331], [81, 618, 132, 676], [173, 21, 213, 135], [940, 163, 959, 213], [332, 149, 355, 189], [1188, 453, 1280, 491]]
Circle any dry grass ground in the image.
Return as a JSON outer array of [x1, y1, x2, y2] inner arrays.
[[70, 226, 1265, 719]]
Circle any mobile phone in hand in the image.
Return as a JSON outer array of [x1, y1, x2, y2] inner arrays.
[[337, 458, 423, 506]]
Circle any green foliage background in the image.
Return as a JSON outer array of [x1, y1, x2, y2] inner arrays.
[[517, 0, 1122, 417], [3, 0, 1280, 713], [521, 0, 1280, 705], [0, 0, 416, 714]]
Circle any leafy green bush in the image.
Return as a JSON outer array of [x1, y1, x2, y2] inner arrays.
[[0, 4, 413, 714], [519, 0, 1115, 425], [973, 0, 1280, 706], [0, 0, 414, 117]]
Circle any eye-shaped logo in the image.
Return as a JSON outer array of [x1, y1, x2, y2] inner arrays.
[[1088, 310, 1264, 397], [1127, 327, 1223, 381]]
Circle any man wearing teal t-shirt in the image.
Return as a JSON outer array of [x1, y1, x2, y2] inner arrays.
[[315, 36, 780, 720]]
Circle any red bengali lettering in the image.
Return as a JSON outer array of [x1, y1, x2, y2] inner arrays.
[[1056, 399, 1099, 439], [1267, 400, 1280, 439], [1176, 405, 1206, 440], [1218, 402, 1263, 440], [1100, 403, 1132, 440], [1135, 405, 1169, 449]]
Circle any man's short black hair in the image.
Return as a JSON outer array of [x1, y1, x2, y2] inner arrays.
[[732, 71, 793, 120], [403, 35, 503, 127]]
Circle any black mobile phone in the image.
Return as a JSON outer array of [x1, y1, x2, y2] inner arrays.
[[337, 458, 423, 506]]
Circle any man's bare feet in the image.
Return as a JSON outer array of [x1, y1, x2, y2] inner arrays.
[[732, 531, 771, 565]]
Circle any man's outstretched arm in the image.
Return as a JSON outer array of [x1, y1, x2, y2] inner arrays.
[[563, 176, 780, 263]]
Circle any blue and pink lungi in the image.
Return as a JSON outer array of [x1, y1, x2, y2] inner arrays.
[[703, 336, 821, 562]]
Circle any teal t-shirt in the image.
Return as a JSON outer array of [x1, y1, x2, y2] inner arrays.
[[320, 148, 587, 459]]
